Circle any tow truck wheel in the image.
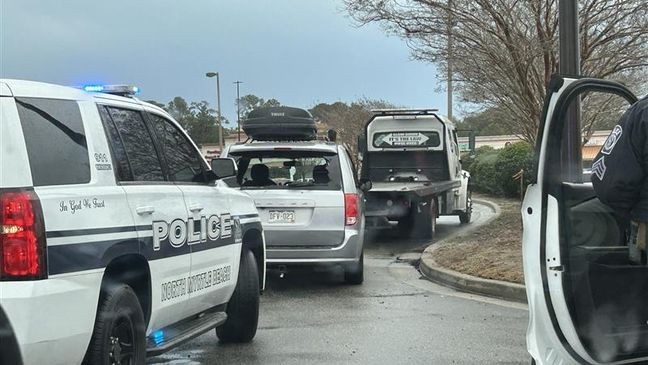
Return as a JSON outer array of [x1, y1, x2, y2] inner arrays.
[[459, 191, 472, 224], [405, 199, 436, 240], [217, 248, 260, 343], [85, 284, 146, 365], [344, 250, 364, 285]]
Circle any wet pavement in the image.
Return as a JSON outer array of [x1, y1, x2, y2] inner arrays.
[[150, 204, 529, 364]]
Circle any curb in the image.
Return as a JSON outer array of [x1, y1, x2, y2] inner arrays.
[[419, 199, 527, 303]]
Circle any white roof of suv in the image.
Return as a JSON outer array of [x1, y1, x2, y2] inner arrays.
[[1, 79, 166, 115]]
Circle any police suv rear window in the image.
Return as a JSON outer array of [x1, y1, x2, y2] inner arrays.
[[228, 150, 342, 191], [16, 97, 90, 186]]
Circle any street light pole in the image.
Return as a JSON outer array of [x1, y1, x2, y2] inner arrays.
[[558, 0, 582, 182], [446, 0, 453, 120], [234, 81, 243, 141], [206, 72, 224, 152]]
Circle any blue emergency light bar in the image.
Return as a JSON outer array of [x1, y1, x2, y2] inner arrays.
[[82, 84, 140, 96]]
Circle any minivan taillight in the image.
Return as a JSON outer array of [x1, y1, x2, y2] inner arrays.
[[0, 190, 47, 280], [345, 193, 359, 226]]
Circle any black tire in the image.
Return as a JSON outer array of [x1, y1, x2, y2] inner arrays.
[[459, 191, 472, 224], [85, 284, 146, 365], [409, 199, 436, 240], [216, 248, 260, 343], [344, 251, 364, 285]]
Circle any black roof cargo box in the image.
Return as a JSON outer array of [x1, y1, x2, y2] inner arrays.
[[243, 106, 317, 141]]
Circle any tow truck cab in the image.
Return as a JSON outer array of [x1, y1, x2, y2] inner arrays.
[[359, 109, 472, 239]]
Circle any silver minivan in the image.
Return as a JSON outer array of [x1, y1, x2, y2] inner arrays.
[[222, 140, 367, 284]]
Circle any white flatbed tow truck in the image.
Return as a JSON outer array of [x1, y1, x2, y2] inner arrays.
[[358, 109, 472, 239]]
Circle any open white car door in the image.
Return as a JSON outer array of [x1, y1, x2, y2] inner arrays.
[[523, 75, 644, 364]]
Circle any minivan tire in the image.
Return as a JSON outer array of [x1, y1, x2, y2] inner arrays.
[[216, 248, 260, 343], [85, 284, 146, 365], [344, 251, 364, 285]]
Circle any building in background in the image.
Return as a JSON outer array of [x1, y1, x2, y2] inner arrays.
[[458, 130, 612, 167]]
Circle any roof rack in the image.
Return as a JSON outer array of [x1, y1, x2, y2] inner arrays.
[[371, 108, 439, 115]]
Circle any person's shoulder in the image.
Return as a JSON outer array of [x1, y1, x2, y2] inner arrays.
[[634, 96, 648, 110]]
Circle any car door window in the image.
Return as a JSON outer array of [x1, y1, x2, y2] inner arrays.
[[16, 98, 90, 186], [101, 106, 165, 182], [148, 113, 206, 183]]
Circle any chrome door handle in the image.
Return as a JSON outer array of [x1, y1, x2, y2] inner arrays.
[[136, 206, 155, 215], [189, 204, 204, 213]]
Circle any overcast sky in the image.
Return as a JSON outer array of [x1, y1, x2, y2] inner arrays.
[[1, 0, 447, 123]]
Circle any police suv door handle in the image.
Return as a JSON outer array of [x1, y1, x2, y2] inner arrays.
[[189, 204, 204, 213], [136, 206, 156, 215]]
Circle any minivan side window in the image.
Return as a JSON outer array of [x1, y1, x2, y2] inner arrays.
[[16, 98, 91, 186], [101, 106, 165, 182], [148, 113, 206, 183]]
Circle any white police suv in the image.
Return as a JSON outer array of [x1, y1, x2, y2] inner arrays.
[[0, 79, 265, 365]]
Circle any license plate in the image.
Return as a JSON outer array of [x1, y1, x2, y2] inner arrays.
[[268, 210, 295, 223]]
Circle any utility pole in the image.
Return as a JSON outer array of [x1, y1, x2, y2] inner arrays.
[[559, 0, 582, 182], [446, 0, 453, 120], [206, 72, 224, 152], [234, 81, 243, 141]]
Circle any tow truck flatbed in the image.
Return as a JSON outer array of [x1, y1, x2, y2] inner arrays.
[[368, 180, 460, 198]]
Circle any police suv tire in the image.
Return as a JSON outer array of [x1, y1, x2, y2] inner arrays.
[[85, 284, 146, 365], [344, 250, 364, 285], [216, 248, 260, 343]]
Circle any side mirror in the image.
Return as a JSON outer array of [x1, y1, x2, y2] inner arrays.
[[211, 158, 238, 179], [358, 178, 372, 192], [357, 135, 367, 153]]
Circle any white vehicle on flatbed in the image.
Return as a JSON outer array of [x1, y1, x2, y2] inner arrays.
[[0, 79, 265, 365], [359, 109, 472, 239]]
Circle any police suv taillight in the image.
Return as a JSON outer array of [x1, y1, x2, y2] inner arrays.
[[345, 193, 359, 226], [0, 189, 47, 280]]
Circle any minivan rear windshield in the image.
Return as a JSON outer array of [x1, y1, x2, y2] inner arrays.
[[227, 150, 342, 191]]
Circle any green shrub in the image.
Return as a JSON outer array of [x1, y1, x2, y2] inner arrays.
[[464, 142, 533, 197]]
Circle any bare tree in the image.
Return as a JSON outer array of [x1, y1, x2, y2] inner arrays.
[[344, 0, 648, 144], [310, 99, 396, 162]]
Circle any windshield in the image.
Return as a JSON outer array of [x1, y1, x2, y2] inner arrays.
[[227, 150, 343, 190]]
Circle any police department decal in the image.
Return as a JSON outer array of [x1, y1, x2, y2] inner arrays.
[[161, 264, 232, 302], [152, 213, 232, 251], [601, 125, 622, 155]]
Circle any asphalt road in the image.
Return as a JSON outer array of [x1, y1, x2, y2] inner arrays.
[[150, 204, 529, 364]]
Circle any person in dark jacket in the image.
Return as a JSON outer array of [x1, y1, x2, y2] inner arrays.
[[592, 96, 648, 263]]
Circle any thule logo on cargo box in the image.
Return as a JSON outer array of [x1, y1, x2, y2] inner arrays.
[[271, 112, 285, 117]]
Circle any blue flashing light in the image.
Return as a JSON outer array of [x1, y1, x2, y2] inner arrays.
[[152, 330, 165, 345], [81, 84, 140, 96], [83, 84, 105, 92]]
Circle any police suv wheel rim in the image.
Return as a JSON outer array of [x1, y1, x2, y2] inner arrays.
[[109, 316, 135, 365]]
